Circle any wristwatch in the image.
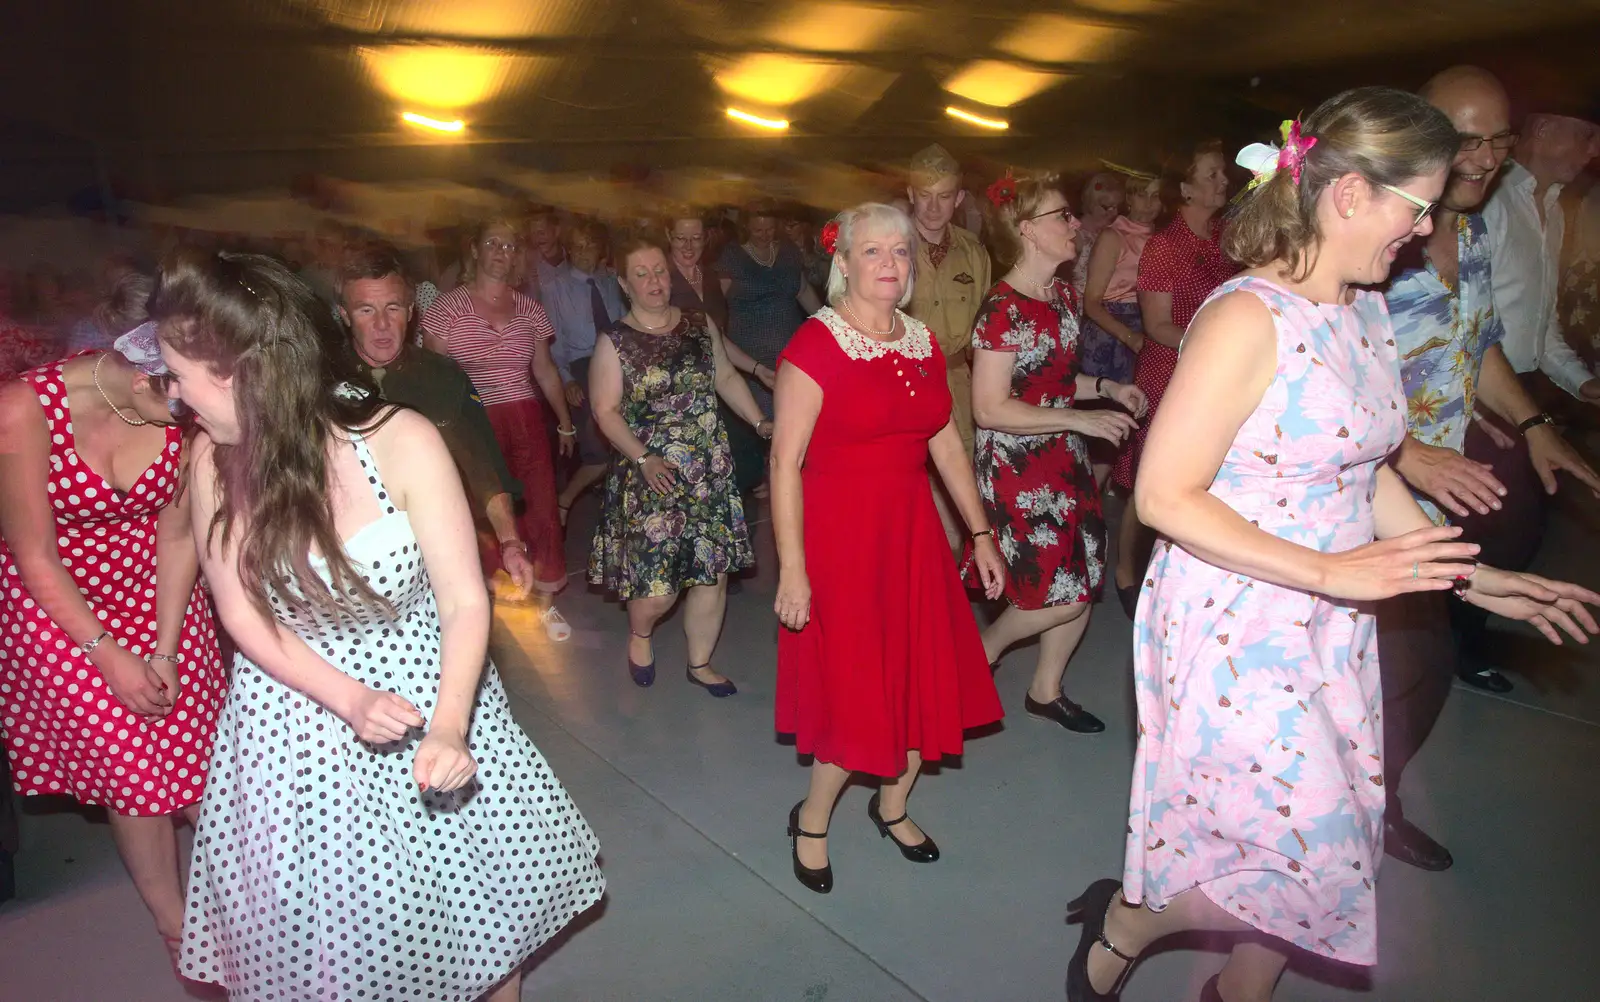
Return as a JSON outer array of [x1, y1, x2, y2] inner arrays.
[[1518, 413, 1556, 435], [634, 451, 654, 466]]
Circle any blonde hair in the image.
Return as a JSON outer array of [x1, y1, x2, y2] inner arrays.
[[1224, 87, 1458, 279], [984, 171, 1062, 269], [823, 202, 918, 307]]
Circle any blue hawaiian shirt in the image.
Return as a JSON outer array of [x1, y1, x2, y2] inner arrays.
[[1385, 212, 1504, 523]]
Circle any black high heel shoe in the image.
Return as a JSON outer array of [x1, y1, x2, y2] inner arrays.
[[867, 792, 939, 862], [1065, 877, 1138, 1002], [787, 802, 833, 894], [686, 663, 737, 698], [627, 630, 655, 688]]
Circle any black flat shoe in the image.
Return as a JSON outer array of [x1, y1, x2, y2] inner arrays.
[[628, 631, 655, 687], [867, 792, 939, 862], [1116, 583, 1140, 620], [1458, 667, 1513, 693], [1384, 815, 1453, 871], [1199, 974, 1223, 1002], [686, 663, 737, 698], [1025, 693, 1106, 733], [787, 802, 833, 894], [1066, 877, 1138, 1002]]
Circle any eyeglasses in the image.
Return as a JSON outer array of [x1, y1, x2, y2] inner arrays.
[[1459, 131, 1518, 154], [481, 239, 519, 254], [1022, 206, 1078, 225], [1379, 184, 1437, 227], [669, 233, 705, 244]]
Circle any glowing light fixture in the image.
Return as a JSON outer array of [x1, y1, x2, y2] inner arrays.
[[402, 112, 465, 133], [946, 106, 1009, 131], [945, 60, 1067, 108], [726, 107, 791, 131]]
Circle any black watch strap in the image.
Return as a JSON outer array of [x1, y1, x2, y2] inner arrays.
[[1517, 413, 1555, 435]]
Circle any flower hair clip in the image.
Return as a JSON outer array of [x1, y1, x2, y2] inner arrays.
[[1236, 117, 1319, 192], [986, 171, 1018, 208], [820, 219, 840, 255]]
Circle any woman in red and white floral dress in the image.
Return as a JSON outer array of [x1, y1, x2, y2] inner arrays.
[[0, 322, 226, 972], [969, 172, 1146, 733]]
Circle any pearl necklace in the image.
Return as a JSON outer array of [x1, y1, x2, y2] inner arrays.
[[838, 297, 897, 338], [93, 354, 149, 427], [746, 242, 777, 267]]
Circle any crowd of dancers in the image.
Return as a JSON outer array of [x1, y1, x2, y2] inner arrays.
[[3, 64, 1600, 1002]]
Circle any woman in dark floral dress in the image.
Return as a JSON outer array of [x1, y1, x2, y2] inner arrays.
[[589, 237, 770, 696], [968, 172, 1146, 733]]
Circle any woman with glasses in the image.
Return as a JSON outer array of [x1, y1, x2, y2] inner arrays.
[[421, 218, 577, 642], [969, 172, 1146, 734], [1110, 141, 1239, 617], [1067, 87, 1599, 1002]]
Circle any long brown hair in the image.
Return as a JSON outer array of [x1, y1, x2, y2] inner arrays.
[[149, 248, 397, 623], [1224, 87, 1458, 279]]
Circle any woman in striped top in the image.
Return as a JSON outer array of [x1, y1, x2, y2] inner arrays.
[[421, 219, 577, 642]]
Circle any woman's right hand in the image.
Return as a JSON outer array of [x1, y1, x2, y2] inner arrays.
[[1317, 525, 1480, 601], [96, 644, 173, 717], [775, 569, 812, 631], [1072, 408, 1140, 446], [641, 454, 679, 495], [342, 685, 425, 744]]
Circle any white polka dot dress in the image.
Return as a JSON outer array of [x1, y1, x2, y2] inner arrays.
[[0, 357, 227, 817], [180, 432, 605, 1001]]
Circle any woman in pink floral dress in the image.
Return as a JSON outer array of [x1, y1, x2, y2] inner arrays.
[[1067, 88, 1600, 1002]]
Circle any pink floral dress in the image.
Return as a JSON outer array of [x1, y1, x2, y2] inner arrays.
[[1122, 277, 1405, 965]]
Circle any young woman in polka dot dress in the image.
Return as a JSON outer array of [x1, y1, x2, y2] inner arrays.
[[155, 250, 604, 1002], [0, 331, 228, 970]]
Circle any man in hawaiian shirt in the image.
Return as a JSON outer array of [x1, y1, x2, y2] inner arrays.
[[1380, 66, 1600, 873]]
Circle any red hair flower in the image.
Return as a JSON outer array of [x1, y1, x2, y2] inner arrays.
[[986, 172, 1018, 207], [820, 219, 840, 255]]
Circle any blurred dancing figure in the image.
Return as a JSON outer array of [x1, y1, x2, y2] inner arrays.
[[158, 249, 604, 1002], [772, 203, 1004, 894], [0, 320, 226, 973], [1067, 87, 1600, 1002], [421, 218, 576, 642], [969, 171, 1145, 735], [588, 237, 766, 695]]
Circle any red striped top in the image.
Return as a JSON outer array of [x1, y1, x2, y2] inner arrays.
[[418, 285, 553, 405]]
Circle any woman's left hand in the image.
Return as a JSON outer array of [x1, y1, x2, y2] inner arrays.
[[972, 535, 1007, 600], [754, 364, 777, 391], [556, 427, 577, 459], [1464, 567, 1600, 645], [413, 728, 479, 793], [1108, 382, 1149, 420]]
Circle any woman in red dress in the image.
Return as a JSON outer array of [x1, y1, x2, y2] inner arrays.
[[1111, 142, 1238, 614], [771, 203, 1005, 894], [421, 218, 577, 642], [969, 173, 1146, 734], [0, 322, 226, 970]]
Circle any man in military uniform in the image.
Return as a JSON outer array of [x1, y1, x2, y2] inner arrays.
[[905, 144, 993, 548]]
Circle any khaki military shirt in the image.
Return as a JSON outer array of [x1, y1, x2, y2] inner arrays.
[[907, 225, 991, 452]]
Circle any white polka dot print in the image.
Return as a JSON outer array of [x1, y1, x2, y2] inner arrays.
[[180, 432, 604, 1000]]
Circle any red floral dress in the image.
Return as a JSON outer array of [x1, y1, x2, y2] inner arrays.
[[965, 280, 1106, 610], [0, 358, 228, 816]]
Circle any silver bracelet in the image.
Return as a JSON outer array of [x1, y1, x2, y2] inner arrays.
[[145, 652, 182, 665], [80, 630, 112, 655]]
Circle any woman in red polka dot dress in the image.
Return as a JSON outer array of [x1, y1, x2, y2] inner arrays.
[[0, 323, 227, 969]]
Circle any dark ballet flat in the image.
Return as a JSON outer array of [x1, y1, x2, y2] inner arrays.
[[1066, 877, 1138, 1002], [628, 631, 655, 687], [787, 802, 833, 894], [867, 792, 939, 862], [1199, 974, 1224, 1002], [1025, 693, 1106, 733], [686, 664, 737, 698]]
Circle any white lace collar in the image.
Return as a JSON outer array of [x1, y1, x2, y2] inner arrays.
[[815, 305, 934, 362]]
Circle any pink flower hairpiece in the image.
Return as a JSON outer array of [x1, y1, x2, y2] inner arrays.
[[820, 219, 840, 255], [1236, 117, 1319, 191]]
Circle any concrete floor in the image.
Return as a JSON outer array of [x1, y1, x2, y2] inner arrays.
[[3, 485, 1599, 1002]]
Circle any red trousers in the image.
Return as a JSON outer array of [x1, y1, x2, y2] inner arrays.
[[485, 397, 567, 593]]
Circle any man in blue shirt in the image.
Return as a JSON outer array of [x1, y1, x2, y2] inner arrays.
[[1380, 66, 1600, 871], [546, 219, 625, 521]]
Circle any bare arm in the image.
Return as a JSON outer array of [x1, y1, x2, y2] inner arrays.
[[797, 282, 823, 315], [771, 363, 821, 629], [588, 334, 649, 461], [722, 335, 776, 387], [1138, 289, 1185, 348], [1136, 291, 1476, 599], [708, 317, 770, 429], [530, 338, 573, 430], [1477, 342, 1600, 496], [1082, 231, 1143, 351], [928, 420, 987, 533], [971, 348, 1138, 444], [153, 446, 200, 659]]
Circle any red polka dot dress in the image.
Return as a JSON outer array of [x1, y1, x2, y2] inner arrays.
[[0, 358, 227, 817]]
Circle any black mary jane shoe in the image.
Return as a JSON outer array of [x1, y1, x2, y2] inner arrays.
[[686, 663, 738, 698], [1199, 974, 1224, 1002], [1116, 583, 1140, 620], [787, 802, 833, 894], [867, 792, 939, 863], [1384, 815, 1454, 871], [1066, 877, 1138, 1002], [627, 630, 655, 688], [1025, 693, 1106, 733]]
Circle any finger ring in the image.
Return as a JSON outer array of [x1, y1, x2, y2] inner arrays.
[[1412, 562, 1419, 579]]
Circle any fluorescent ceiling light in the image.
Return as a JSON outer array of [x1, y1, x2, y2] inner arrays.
[[726, 107, 790, 131], [402, 112, 465, 133], [945, 106, 1009, 130]]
